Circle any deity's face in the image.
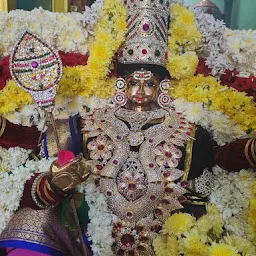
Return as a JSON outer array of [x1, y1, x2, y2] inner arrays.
[[125, 69, 159, 109]]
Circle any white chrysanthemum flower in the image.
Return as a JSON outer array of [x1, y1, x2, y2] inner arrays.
[[209, 166, 256, 238]]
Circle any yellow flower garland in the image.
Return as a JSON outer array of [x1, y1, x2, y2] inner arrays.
[[153, 204, 252, 256], [167, 3, 202, 79], [171, 74, 256, 132]]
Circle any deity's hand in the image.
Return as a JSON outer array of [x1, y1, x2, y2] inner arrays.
[[49, 153, 91, 192]]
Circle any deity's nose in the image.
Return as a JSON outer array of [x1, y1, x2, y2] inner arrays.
[[137, 81, 145, 95]]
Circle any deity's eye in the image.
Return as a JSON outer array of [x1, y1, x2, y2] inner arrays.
[[146, 81, 155, 87], [128, 80, 137, 86]]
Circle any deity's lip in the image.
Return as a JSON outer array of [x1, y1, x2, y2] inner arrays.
[[134, 96, 146, 102]]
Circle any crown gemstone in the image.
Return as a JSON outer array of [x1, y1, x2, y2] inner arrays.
[[31, 61, 38, 68], [142, 49, 147, 55], [142, 23, 150, 31]]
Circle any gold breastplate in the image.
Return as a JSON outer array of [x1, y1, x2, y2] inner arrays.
[[83, 106, 192, 255]]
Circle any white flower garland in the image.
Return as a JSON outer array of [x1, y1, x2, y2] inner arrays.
[[173, 98, 247, 146], [0, 146, 31, 172], [195, 12, 233, 77], [209, 166, 256, 239], [0, 157, 55, 234], [4, 104, 46, 131], [225, 29, 256, 77], [77, 179, 115, 256], [83, 0, 104, 34]]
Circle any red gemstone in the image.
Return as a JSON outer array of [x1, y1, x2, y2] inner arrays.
[[98, 145, 104, 150], [106, 191, 112, 196], [151, 225, 161, 232], [121, 234, 135, 247], [113, 160, 119, 165], [128, 183, 136, 190], [165, 52, 168, 59], [149, 163, 154, 168], [165, 152, 172, 158], [115, 222, 122, 230], [96, 165, 103, 170], [127, 212, 133, 218], [149, 138, 153, 143], [181, 181, 189, 188], [142, 23, 150, 31], [150, 195, 156, 201], [178, 196, 187, 203], [142, 49, 147, 54], [163, 171, 170, 177], [117, 135, 121, 139], [136, 226, 143, 233], [155, 208, 162, 215]]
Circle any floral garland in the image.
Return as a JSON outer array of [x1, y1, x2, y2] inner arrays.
[[77, 179, 114, 256], [0, 146, 31, 172], [225, 29, 256, 77], [153, 203, 256, 256], [196, 12, 256, 78], [0, 8, 90, 57], [172, 74, 256, 133], [196, 12, 233, 77], [167, 3, 201, 80], [173, 99, 247, 146], [0, 157, 55, 234], [82, 0, 126, 79], [210, 166, 256, 241]]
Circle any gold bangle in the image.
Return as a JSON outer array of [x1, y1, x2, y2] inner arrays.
[[44, 179, 57, 203], [245, 138, 255, 167], [36, 176, 51, 206], [251, 139, 256, 165], [0, 117, 6, 138]]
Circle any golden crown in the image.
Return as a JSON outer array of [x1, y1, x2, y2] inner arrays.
[[118, 0, 172, 67]]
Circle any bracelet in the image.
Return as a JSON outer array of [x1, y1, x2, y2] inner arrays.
[[43, 179, 58, 203], [251, 139, 256, 164], [0, 117, 6, 137], [245, 138, 256, 167], [31, 174, 48, 209]]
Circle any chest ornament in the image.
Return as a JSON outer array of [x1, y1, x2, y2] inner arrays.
[[83, 107, 192, 255]]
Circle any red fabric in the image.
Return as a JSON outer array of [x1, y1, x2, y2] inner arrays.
[[196, 59, 212, 76], [57, 150, 75, 166], [0, 120, 40, 149], [58, 51, 88, 67], [215, 138, 253, 172], [21, 173, 41, 210], [221, 70, 256, 102]]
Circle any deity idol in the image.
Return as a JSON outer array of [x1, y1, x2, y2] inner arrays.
[[0, 0, 255, 256]]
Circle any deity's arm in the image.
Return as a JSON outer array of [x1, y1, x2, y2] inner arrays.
[[214, 138, 256, 172]]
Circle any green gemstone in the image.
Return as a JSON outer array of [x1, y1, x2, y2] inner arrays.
[[155, 50, 161, 56], [159, 0, 164, 4]]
